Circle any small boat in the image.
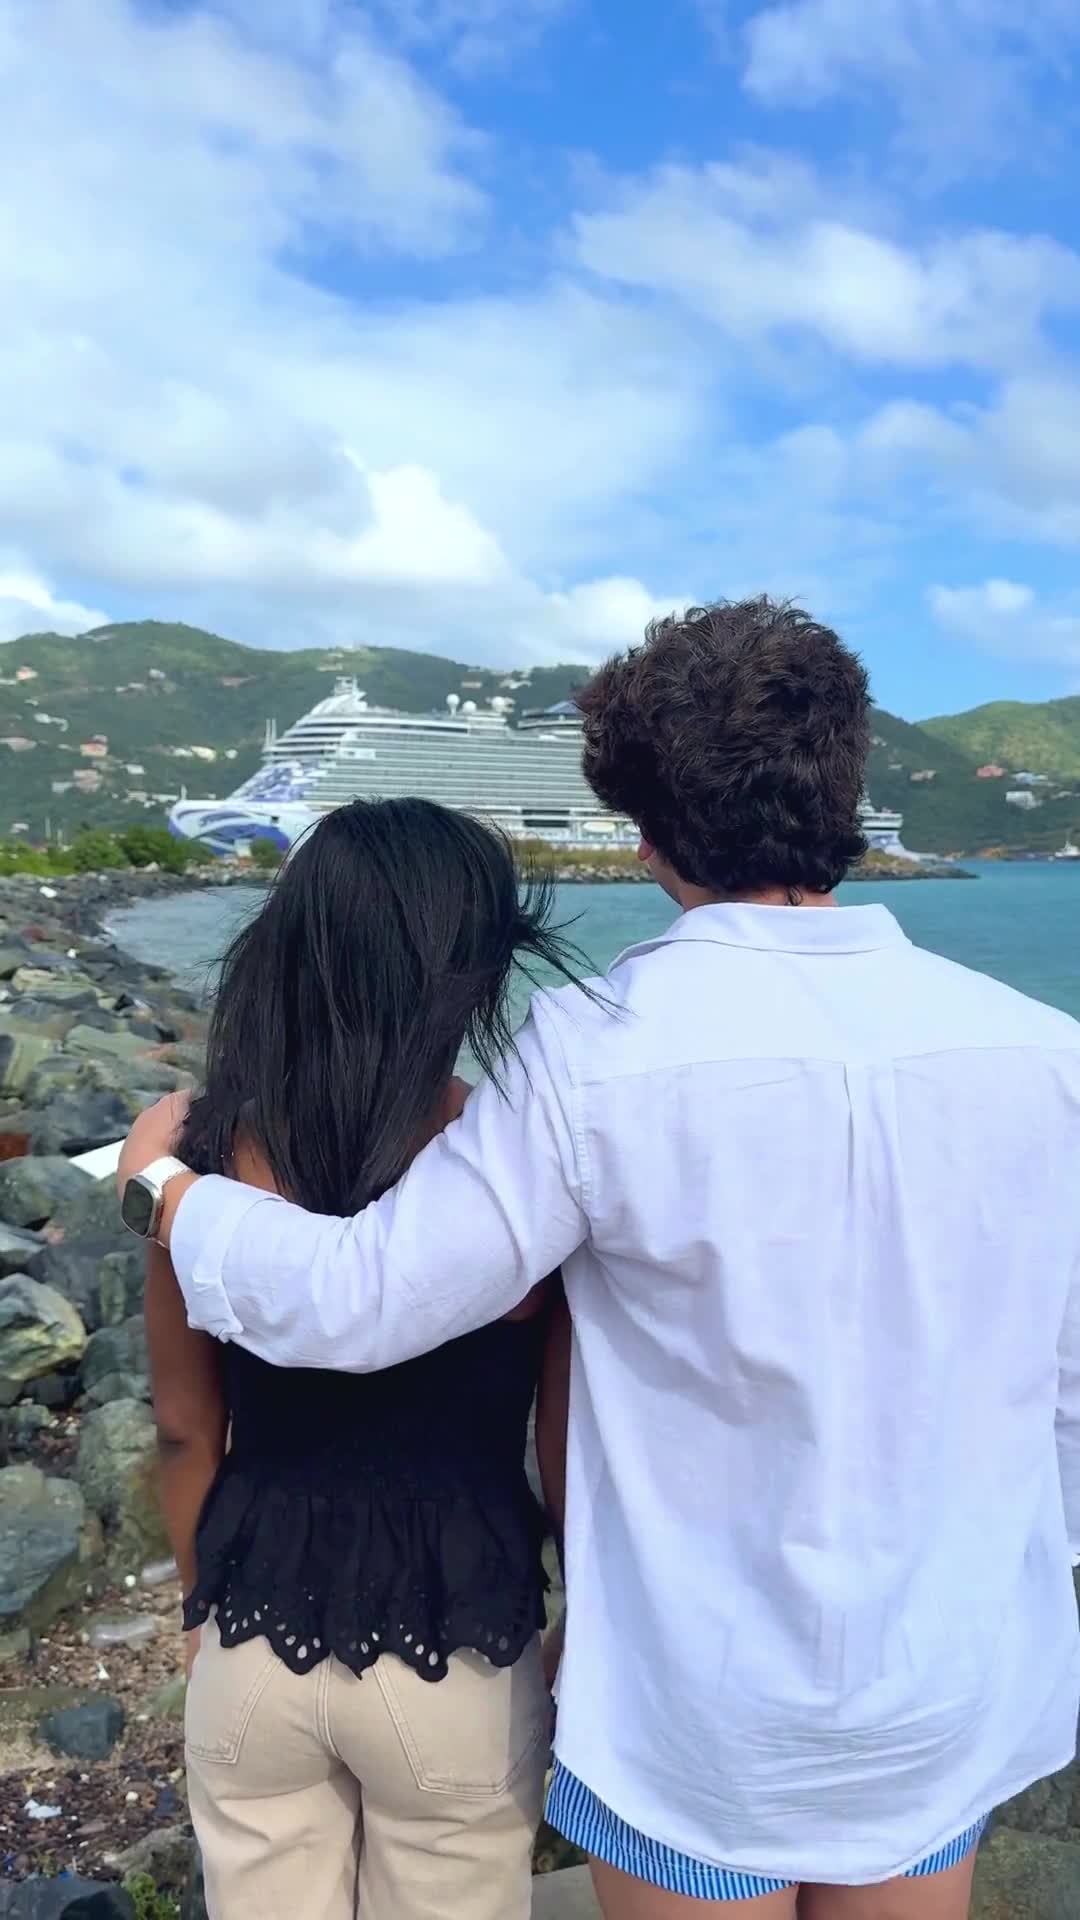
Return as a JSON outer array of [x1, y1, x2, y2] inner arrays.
[[1053, 838, 1080, 860]]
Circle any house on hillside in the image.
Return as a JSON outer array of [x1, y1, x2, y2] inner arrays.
[[1006, 790, 1042, 811], [14, 666, 37, 682], [909, 769, 936, 783], [976, 764, 1006, 779], [79, 739, 108, 759]]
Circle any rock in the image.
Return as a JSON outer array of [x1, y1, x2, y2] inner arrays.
[[0, 1877, 135, 1919], [0, 1218, 46, 1279], [29, 1368, 80, 1410], [0, 1275, 86, 1395], [114, 1825, 196, 1891], [83, 1370, 150, 1408], [0, 1155, 94, 1229], [999, 1759, 1080, 1838], [181, 1854, 208, 1920], [65, 1024, 156, 1065], [0, 1465, 89, 1632], [49, 1177, 128, 1246], [76, 1398, 168, 1566], [35, 1245, 141, 1338], [39, 1695, 125, 1759], [972, 1828, 1080, 1918], [0, 1028, 56, 1096], [60, 1895, 137, 1920], [3, 1001, 80, 1042], [0, 1624, 31, 1660], [0, 942, 34, 979], [2, 1402, 53, 1447], [82, 1315, 148, 1390], [531, 1868, 598, 1918], [30, 1088, 145, 1157]]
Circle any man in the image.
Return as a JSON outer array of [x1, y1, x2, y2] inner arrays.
[[122, 599, 1080, 1920]]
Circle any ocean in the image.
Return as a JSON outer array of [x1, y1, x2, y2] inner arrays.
[[109, 861, 1080, 1023]]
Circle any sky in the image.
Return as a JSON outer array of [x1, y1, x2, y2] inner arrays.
[[2, 1, 1080, 717]]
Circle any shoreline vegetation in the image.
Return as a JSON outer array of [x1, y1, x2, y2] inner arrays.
[[0, 831, 981, 896]]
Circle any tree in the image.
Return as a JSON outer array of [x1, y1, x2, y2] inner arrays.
[[118, 823, 196, 873], [248, 837, 284, 872], [68, 829, 130, 872]]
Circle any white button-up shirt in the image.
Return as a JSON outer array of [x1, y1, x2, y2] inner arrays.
[[171, 902, 1080, 1883]]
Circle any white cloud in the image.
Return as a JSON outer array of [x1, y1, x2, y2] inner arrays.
[[368, 0, 574, 71], [929, 579, 1080, 665], [0, 0, 695, 666], [574, 156, 1080, 370], [0, 569, 108, 644], [740, 0, 1080, 175]]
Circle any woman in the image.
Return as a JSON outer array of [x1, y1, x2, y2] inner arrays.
[[145, 798, 578, 1920]]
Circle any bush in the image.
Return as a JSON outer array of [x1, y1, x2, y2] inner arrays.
[[123, 1873, 181, 1920], [68, 828, 131, 872], [248, 837, 284, 871], [118, 824, 196, 874]]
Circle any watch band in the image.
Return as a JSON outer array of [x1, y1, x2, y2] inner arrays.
[[138, 1155, 191, 1195]]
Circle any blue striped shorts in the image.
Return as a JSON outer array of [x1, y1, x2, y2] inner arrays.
[[546, 1762, 990, 1901]]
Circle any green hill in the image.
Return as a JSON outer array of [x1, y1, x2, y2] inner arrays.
[[922, 697, 1080, 780], [0, 620, 1077, 855], [0, 621, 589, 840]]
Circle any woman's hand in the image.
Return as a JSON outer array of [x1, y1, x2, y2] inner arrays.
[[542, 1610, 566, 1693]]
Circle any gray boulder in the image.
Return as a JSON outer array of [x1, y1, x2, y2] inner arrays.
[[0, 1027, 55, 1097], [30, 1087, 145, 1157], [0, 1155, 94, 1229], [35, 1243, 141, 1337], [0, 1880, 135, 1919], [0, 1218, 46, 1279], [0, 1275, 86, 1398], [0, 1464, 89, 1632], [83, 1370, 150, 1408], [65, 1023, 156, 1065], [76, 1398, 167, 1567], [115, 1826, 196, 1891], [82, 1314, 148, 1391], [39, 1695, 125, 1760]]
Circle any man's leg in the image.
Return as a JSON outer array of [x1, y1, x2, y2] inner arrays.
[[591, 1859, 797, 1919]]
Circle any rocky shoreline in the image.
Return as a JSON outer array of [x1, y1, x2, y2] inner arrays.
[[0, 868, 1075, 1919]]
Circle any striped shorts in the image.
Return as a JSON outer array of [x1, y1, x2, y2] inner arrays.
[[546, 1762, 990, 1901]]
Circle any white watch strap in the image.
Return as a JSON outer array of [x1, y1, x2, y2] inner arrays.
[[138, 1154, 190, 1194]]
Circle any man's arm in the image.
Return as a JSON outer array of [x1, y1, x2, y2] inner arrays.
[[1057, 1250, 1080, 1565], [140, 1000, 589, 1373]]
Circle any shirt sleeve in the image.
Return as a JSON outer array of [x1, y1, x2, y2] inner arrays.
[[1057, 1246, 1080, 1566], [169, 995, 588, 1371]]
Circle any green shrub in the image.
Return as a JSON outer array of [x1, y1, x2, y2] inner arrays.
[[118, 824, 197, 873], [248, 837, 284, 871], [68, 828, 131, 872], [122, 1873, 181, 1920]]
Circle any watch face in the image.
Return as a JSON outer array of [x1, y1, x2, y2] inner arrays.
[[121, 1176, 157, 1238]]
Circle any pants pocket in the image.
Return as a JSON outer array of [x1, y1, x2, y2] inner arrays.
[[372, 1637, 550, 1798], [185, 1616, 283, 1766]]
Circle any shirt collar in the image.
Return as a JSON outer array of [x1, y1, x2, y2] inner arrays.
[[611, 901, 910, 969]]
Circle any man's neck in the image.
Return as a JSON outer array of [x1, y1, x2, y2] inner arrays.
[[676, 883, 838, 913]]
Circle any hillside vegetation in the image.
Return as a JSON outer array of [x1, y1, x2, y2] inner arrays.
[[923, 697, 1080, 780], [0, 621, 1077, 856]]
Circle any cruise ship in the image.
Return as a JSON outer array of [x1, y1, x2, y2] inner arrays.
[[168, 679, 907, 857], [168, 681, 634, 855]]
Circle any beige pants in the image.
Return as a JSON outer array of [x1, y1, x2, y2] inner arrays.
[[185, 1616, 550, 1920]]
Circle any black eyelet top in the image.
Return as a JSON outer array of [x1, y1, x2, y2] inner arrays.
[[183, 1318, 548, 1682]]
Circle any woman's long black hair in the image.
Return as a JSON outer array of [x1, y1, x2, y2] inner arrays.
[[179, 799, 588, 1215]]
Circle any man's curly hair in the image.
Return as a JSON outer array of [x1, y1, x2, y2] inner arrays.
[[577, 598, 871, 897]]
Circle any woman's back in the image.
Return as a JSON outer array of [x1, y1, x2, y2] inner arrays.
[[185, 1316, 548, 1678]]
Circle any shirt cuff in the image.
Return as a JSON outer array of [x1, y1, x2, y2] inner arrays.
[[171, 1174, 283, 1342]]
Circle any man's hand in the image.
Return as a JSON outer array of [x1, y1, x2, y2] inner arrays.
[[116, 1091, 193, 1199]]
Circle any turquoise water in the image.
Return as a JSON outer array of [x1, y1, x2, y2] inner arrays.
[[109, 862, 1080, 1021]]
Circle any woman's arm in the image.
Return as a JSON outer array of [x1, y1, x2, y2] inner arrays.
[[145, 1242, 227, 1605]]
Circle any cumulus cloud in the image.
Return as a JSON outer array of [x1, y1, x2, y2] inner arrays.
[[0, 0, 693, 665], [0, 569, 108, 645], [740, 0, 1080, 176], [368, 0, 574, 71], [929, 579, 1080, 665], [574, 155, 1080, 370]]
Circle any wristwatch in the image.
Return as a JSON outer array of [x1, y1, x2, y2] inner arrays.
[[120, 1155, 191, 1242]]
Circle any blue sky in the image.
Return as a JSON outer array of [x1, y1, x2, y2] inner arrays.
[[3, 0, 1080, 717]]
